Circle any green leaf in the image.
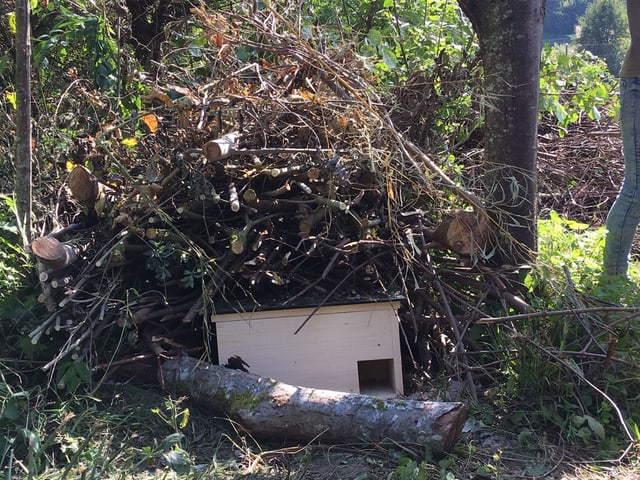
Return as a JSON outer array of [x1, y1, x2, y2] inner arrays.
[[381, 48, 397, 69], [188, 46, 202, 57], [630, 420, 640, 441], [1, 399, 21, 421], [7, 12, 16, 35], [584, 415, 606, 440], [162, 448, 192, 475], [159, 432, 184, 450], [56, 361, 90, 393], [552, 102, 568, 125], [366, 29, 383, 46]]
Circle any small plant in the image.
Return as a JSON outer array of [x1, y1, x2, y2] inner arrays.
[[150, 396, 194, 475], [152, 396, 191, 435], [483, 211, 640, 451], [525, 211, 605, 303], [0, 195, 28, 303], [389, 457, 435, 480], [144, 240, 200, 286]]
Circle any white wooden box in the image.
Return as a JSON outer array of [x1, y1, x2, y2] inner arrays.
[[212, 301, 403, 396]]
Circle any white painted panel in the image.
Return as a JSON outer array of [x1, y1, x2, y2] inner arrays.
[[214, 302, 402, 394]]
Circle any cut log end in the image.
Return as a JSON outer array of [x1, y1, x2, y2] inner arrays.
[[431, 209, 494, 257], [31, 236, 77, 270], [68, 165, 100, 205], [203, 131, 240, 163]]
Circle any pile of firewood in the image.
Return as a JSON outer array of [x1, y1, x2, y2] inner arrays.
[[28, 8, 503, 376]]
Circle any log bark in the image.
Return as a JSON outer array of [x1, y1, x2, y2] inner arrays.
[[162, 355, 468, 453]]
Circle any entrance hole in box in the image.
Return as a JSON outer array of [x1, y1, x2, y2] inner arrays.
[[358, 359, 395, 396]]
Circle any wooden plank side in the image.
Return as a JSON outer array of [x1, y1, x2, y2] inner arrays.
[[214, 302, 403, 394]]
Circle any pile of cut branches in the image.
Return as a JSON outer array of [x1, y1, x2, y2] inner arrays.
[[28, 6, 513, 389]]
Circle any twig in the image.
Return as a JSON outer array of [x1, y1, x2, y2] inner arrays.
[[476, 306, 640, 325], [293, 251, 391, 334], [182, 254, 242, 323], [424, 250, 478, 402]]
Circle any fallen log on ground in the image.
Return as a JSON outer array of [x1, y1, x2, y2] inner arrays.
[[162, 355, 468, 453]]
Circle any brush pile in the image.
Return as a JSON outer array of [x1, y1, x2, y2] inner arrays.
[[28, 7, 507, 379]]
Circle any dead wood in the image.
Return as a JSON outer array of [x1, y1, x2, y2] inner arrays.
[[427, 209, 495, 257], [67, 165, 101, 206], [203, 131, 241, 163], [162, 355, 468, 453], [30, 236, 78, 271], [28, 6, 538, 393]]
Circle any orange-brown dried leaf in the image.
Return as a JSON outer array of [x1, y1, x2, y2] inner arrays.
[[141, 113, 159, 133]]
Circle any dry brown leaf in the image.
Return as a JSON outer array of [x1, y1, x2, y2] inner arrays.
[[141, 113, 159, 133], [142, 89, 173, 107]]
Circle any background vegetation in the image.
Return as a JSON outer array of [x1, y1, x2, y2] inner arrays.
[[544, 0, 591, 42], [575, 0, 629, 74], [1, 0, 639, 478]]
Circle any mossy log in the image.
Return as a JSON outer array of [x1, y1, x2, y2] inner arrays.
[[162, 355, 468, 453]]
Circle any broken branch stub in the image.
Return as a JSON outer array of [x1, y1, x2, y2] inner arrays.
[[203, 131, 241, 163], [162, 355, 468, 453]]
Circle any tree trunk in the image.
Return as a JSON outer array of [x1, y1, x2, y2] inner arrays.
[[457, 0, 546, 265], [14, 0, 32, 246], [162, 355, 468, 453]]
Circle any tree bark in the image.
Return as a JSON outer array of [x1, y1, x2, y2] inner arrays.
[[457, 0, 546, 265], [14, 0, 32, 246], [162, 355, 468, 453]]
